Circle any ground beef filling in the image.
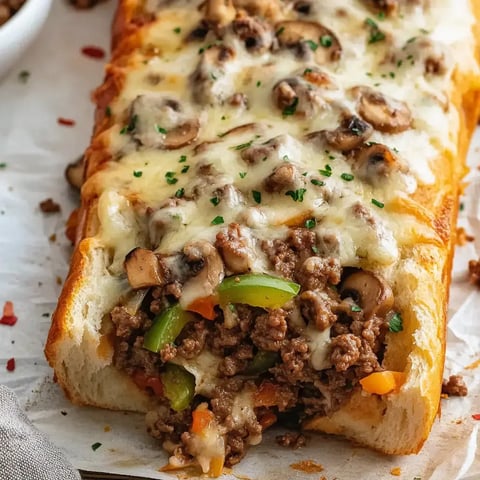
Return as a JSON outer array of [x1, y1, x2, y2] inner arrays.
[[110, 229, 394, 467]]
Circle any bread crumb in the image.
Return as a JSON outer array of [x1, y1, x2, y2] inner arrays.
[[290, 460, 324, 473], [390, 467, 401, 476], [104, 425, 111, 432], [39, 198, 61, 213], [456, 227, 474, 246], [468, 258, 480, 286], [56, 276, 63, 285], [48, 233, 57, 242]]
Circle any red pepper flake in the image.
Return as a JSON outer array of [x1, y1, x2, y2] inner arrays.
[[81, 45, 106, 59], [6, 358, 15, 372], [472, 413, 480, 420], [57, 117, 76, 127], [1, 301, 17, 326]]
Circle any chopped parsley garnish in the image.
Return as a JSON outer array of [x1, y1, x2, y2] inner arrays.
[[311, 245, 319, 254], [388, 313, 403, 333], [165, 172, 178, 185], [210, 196, 220, 206], [365, 18, 386, 44], [18, 70, 30, 83], [91, 442, 102, 452], [304, 68, 313, 75], [283, 155, 290, 162], [211, 215, 224, 225], [305, 218, 316, 229], [105, 106, 112, 117], [133, 170, 143, 178], [155, 125, 167, 134], [377, 11, 386, 20], [459, 202, 465, 211], [319, 165, 332, 177], [311, 179, 325, 187], [256, 80, 262, 87], [173, 27, 181, 34], [320, 35, 333, 47], [210, 72, 217, 80], [179, 155, 187, 163], [285, 188, 307, 202], [120, 114, 137, 134], [406, 36, 417, 44], [252, 190, 262, 204], [371, 198, 385, 208], [305, 39, 318, 51], [282, 97, 299, 117], [276, 26, 285, 36], [239, 172, 247, 179], [181, 165, 190, 174], [0, 163, 6, 169], [175, 188, 185, 198], [232, 140, 253, 151], [351, 305, 362, 313], [341, 173, 354, 181]]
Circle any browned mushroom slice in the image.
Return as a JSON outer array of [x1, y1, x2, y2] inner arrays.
[[272, 77, 324, 118], [232, 13, 275, 53], [352, 86, 412, 134], [263, 163, 299, 192], [164, 119, 200, 149], [349, 142, 399, 180], [65, 156, 84, 190], [190, 44, 236, 105], [276, 21, 342, 64], [179, 241, 225, 309], [340, 270, 394, 319], [129, 95, 200, 149], [124, 248, 168, 289], [361, 0, 398, 16], [215, 223, 255, 274], [240, 134, 288, 165], [233, 0, 283, 20], [204, 0, 236, 27], [320, 115, 373, 152]]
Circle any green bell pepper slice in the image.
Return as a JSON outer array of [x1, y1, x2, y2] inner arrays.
[[143, 304, 195, 353], [217, 273, 300, 308], [162, 364, 195, 411], [245, 350, 279, 375]]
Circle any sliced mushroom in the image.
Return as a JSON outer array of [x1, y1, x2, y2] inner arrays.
[[233, 0, 283, 20], [190, 44, 236, 105], [65, 156, 84, 190], [272, 77, 326, 118], [204, 0, 236, 27], [179, 241, 225, 310], [129, 95, 199, 149], [124, 247, 169, 289], [349, 142, 399, 180], [263, 163, 299, 193], [215, 223, 255, 273], [318, 115, 373, 152], [232, 13, 275, 53], [352, 86, 412, 134], [276, 21, 342, 64], [340, 270, 394, 319], [361, 0, 398, 16]]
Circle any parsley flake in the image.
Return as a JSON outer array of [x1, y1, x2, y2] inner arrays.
[[320, 35, 333, 47], [371, 198, 385, 208], [319, 165, 332, 177], [133, 170, 143, 178], [155, 125, 167, 134], [282, 97, 299, 117], [388, 313, 403, 333], [305, 218, 316, 229], [0, 163, 6, 169], [239, 172, 247, 179], [211, 215, 224, 225], [256, 80, 262, 87], [91, 442, 102, 452], [285, 188, 307, 202], [120, 114, 137, 134], [252, 190, 262, 204], [232, 140, 253, 151], [304, 68, 313, 75], [18, 70, 30, 83], [305, 39, 318, 51], [165, 172, 178, 185], [351, 305, 362, 313], [179, 155, 187, 163], [173, 27, 181, 34], [276, 26, 285, 36], [210, 196, 220, 206], [341, 173, 354, 181], [181, 165, 190, 174], [175, 188, 185, 198], [365, 18, 386, 44], [311, 179, 325, 187], [105, 106, 112, 117]]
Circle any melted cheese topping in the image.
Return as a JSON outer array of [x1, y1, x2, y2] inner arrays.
[[91, 0, 478, 277]]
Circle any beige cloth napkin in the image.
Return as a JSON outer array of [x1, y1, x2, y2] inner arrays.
[[0, 385, 80, 480]]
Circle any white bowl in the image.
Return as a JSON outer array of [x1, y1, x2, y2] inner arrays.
[[0, 0, 53, 79]]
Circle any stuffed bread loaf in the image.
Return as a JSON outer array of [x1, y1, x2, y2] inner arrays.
[[46, 0, 480, 474]]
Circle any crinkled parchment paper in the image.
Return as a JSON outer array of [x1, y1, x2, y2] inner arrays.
[[0, 3, 479, 479]]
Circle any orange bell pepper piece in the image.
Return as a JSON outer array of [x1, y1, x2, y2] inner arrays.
[[359, 371, 406, 395], [186, 296, 216, 320], [191, 407, 214, 434]]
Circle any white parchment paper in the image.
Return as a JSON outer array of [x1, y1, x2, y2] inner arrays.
[[0, 2, 479, 479]]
